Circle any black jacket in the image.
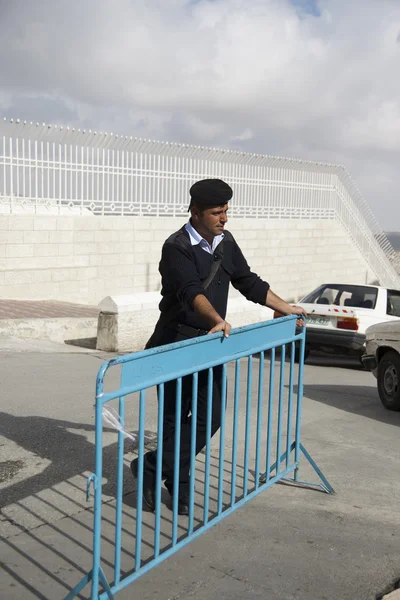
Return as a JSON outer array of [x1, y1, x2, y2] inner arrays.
[[157, 226, 270, 332]]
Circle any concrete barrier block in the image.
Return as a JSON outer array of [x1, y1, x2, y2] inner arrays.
[[96, 292, 161, 352]]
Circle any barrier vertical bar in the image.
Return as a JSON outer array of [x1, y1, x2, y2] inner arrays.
[[114, 396, 125, 585], [231, 360, 240, 506], [135, 390, 146, 571], [203, 368, 213, 525], [217, 364, 228, 514], [276, 345, 286, 475], [92, 382, 105, 599], [294, 329, 306, 480], [154, 384, 165, 558], [265, 348, 275, 480], [243, 356, 253, 497], [189, 373, 198, 535], [255, 351, 265, 490], [172, 378, 182, 546], [286, 343, 295, 469]]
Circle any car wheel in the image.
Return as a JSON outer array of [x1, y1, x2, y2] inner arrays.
[[377, 351, 400, 411], [294, 345, 310, 364]]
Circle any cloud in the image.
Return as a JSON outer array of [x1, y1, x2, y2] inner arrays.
[[0, 0, 400, 228]]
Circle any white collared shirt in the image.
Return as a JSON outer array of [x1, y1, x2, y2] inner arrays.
[[185, 220, 224, 254]]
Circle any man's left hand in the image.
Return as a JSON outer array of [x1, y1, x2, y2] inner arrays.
[[289, 305, 307, 327]]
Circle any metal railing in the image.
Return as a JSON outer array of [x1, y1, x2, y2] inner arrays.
[[1, 118, 399, 288], [65, 317, 333, 600]]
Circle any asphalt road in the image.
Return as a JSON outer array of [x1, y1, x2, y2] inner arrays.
[[1, 339, 400, 600]]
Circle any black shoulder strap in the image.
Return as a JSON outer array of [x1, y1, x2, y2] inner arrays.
[[157, 240, 224, 330], [201, 240, 224, 289]]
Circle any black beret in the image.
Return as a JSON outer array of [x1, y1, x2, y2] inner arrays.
[[189, 178, 233, 209]]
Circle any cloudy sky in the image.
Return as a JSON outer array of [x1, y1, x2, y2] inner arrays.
[[0, 0, 399, 230]]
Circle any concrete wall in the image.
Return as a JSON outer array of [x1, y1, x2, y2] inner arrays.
[[0, 215, 376, 305]]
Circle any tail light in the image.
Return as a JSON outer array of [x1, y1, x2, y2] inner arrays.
[[337, 317, 358, 331]]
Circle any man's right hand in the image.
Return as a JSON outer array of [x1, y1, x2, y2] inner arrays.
[[208, 320, 232, 338]]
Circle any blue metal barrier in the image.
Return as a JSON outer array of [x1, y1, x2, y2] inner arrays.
[[66, 316, 333, 600]]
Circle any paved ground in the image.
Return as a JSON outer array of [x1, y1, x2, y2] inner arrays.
[[0, 338, 400, 600]]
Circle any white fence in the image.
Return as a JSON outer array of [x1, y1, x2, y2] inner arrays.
[[1, 118, 399, 289]]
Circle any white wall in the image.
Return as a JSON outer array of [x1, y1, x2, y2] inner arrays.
[[0, 214, 375, 305]]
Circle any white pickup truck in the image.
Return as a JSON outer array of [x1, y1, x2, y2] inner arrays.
[[292, 283, 400, 360], [362, 320, 400, 411]]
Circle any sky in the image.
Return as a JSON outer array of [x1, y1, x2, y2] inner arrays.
[[0, 0, 399, 231]]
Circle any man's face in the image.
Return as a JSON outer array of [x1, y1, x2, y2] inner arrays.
[[192, 203, 229, 240]]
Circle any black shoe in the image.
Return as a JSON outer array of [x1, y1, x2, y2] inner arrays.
[[130, 457, 156, 512], [168, 492, 189, 516], [177, 494, 189, 516]]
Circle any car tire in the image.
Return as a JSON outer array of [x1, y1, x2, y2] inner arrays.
[[377, 351, 400, 411], [294, 345, 310, 364]]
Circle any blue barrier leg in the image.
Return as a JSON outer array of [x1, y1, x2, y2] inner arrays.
[[259, 440, 335, 494], [64, 567, 115, 600], [297, 443, 335, 494]]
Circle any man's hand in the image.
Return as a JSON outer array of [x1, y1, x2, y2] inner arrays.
[[288, 305, 307, 328], [208, 320, 232, 338]]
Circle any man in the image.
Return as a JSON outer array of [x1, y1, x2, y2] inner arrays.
[[131, 178, 306, 514]]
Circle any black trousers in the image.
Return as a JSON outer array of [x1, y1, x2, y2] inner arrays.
[[145, 325, 223, 495]]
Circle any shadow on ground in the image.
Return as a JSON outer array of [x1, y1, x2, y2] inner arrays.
[[302, 384, 400, 426]]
